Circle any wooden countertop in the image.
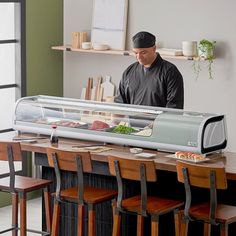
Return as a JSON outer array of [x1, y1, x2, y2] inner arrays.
[[1, 131, 236, 180]]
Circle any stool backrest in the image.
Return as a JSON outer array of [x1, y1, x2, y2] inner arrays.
[[0, 141, 22, 191], [108, 156, 156, 181], [108, 156, 156, 216], [47, 147, 92, 203], [176, 161, 227, 189], [0, 141, 22, 161], [47, 148, 92, 173], [176, 160, 227, 224]]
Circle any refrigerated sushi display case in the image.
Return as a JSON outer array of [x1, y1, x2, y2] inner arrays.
[[13, 95, 227, 154]]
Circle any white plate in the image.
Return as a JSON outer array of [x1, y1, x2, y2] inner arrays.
[[93, 44, 109, 51], [135, 152, 156, 158]]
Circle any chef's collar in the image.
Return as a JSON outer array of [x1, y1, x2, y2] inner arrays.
[[143, 53, 162, 71]]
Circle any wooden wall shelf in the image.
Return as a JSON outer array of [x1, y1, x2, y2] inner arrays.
[[52, 45, 206, 61]]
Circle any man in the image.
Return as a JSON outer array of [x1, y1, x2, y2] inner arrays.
[[115, 31, 184, 109]]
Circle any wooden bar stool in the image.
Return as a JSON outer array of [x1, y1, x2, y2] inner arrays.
[[46, 147, 117, 236], [0, 141, 52, 236], [176, 160, 236, 236], [108, 156, 184, 236]]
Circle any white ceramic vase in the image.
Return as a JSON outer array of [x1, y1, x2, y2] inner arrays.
[[182, 41, 198, 57]]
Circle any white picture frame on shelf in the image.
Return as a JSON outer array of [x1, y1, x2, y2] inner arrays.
[[91, 0, 128, 50]]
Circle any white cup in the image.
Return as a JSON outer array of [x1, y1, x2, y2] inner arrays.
[[182, 41, 197, 57], [81, 42, 92, 50]]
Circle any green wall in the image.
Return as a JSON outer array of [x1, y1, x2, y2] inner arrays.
[[0, 193, 12, 208], [0, 0, 63, 208], [26, 0, 63, 96]]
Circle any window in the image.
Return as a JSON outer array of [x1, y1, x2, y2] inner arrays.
[[0, 0, 25, 133]]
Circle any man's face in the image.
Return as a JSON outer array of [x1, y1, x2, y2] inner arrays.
[[133, 46, 156, 67]]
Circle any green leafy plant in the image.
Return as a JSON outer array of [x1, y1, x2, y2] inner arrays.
[[192, 57, 201, 80], [112, 125, 136, 134], [198, 39, 216, 79]]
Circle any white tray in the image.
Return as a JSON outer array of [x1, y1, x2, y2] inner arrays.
[[157, 48, 183, 56]]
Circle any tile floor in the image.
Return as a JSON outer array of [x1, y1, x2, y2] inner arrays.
[[0, 197, 42, 235]]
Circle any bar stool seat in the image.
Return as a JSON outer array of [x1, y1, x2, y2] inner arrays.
[[58, 186, 118, 204], [189, 203, 236, 224], [121, 195, 184, 215], [0, 141, 52, 236], [0, 175, 51, 192]]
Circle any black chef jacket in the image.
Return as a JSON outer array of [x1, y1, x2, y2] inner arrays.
[[115, 53, 184, 109]]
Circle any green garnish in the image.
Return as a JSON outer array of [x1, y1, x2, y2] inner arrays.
[[112, 125, 136, 134]]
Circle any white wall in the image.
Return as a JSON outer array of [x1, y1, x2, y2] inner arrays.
[[63, 0, 236, 152]]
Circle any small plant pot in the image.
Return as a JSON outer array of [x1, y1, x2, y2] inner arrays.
[[198, 47, 214, 59]]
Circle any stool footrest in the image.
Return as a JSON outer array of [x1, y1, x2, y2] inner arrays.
[[0, 226, 18, 234], [0, 227, 50, 236], [27, 228, 50, 235]]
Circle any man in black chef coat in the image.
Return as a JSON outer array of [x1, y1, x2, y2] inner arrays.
[[115, 31, 184, 109]]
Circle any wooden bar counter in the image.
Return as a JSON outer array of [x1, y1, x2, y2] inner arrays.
[[1, 131, 236, 235]]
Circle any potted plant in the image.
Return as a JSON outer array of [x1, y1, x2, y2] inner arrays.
[[192, 39, 216, 79]]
